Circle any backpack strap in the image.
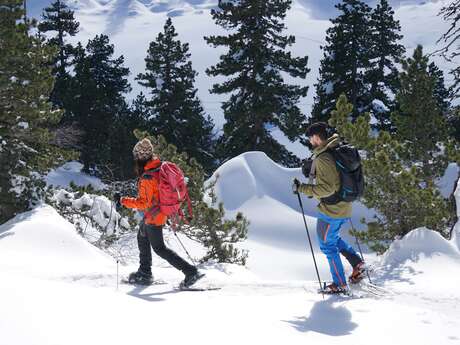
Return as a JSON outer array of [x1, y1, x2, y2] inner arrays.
[[184, 189, 193, 221], [317, 147, 342, 205], [140, 165, 162, 219], [142, 166, 161, 180]]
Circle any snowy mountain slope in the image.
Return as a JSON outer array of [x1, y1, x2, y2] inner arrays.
[[29, 0, 451, 158], [29, 0, 442, 20], [1, 199, 460, 344]]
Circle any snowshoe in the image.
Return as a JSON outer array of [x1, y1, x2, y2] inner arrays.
[[127, 270, 154, 286], [349, 261, 367, 284], [179, 271, 205, 290], [319, 282, 350, 295]]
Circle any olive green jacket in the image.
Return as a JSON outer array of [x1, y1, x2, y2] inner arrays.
[[298, 134, 352, 219]]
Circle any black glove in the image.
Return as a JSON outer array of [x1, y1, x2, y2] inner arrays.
[[301, 158, 313, 178], [292, 178, 301, 194], [113, 192, 122, 211]]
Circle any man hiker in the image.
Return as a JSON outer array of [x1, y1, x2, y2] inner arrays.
[[117, 138, 203, 288], [293, 122, 366, 294]]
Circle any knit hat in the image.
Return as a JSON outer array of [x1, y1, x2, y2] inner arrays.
[[132, 138, 155, 161]]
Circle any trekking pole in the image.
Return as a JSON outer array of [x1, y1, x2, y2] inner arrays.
[[296, 191, 323, 295], [173, 230, 196, 266], [349, 219, 372, 284]]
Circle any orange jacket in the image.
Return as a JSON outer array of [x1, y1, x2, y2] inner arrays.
[[120, 159, 167, 226]]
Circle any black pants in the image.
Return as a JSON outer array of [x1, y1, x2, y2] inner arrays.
[[138, 222, 196, 276]]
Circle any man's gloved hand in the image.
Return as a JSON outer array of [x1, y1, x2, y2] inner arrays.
[[292, 178, 301, 194], [114, 192, 122, 211], [301, 158, 313, 178]]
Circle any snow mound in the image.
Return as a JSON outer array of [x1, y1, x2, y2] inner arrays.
[[46, 161, 105, 190], [382, 228, 460, 266], [210, 151, 306, 212], [211, 151, 373, 221], [0, 205, 114, 278]]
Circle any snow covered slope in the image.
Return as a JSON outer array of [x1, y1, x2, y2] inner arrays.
[[1, 198, 460, 344], [0, 205, 115, 279]]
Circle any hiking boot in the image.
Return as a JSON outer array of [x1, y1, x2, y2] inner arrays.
[[321, 282, 349, 295], [128, 270, 154, 285], [180, 270, 205, 289], [349, 261, 367, 284]]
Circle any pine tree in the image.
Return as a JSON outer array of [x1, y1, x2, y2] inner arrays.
[[428, 62, 451, 115], [311, 0, 372, 124], [38, 0, 79, 110], [366, 0, 405, 130], [69, 35, 131, 174], [0, 0, 73, 222], [137, 18, 216, 172], [330, 94, 453, 253], [392, 46, 449, 182], [427, 62, 459, 142], [438, 1, 460, 96], [108, 94, 149, 180], [438, 2, 460, 142], [205, 0, 310, 167]]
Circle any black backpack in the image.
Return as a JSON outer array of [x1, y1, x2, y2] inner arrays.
[[319, 143, 364, 205]]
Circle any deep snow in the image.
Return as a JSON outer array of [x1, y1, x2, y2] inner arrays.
[[1, 202, 460, 344], [2, 154, 460, 345]]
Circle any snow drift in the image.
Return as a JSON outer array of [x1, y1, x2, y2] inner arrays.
[[0, 205, 115, 279]]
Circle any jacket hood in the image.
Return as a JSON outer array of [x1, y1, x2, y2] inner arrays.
[[144, 159, 161, 171], [313, 133, 340, 156]]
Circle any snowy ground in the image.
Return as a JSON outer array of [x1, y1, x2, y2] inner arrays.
[[1, 204, 460, 345], [1, 155, 460, 344]]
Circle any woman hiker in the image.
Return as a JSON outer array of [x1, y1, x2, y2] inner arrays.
[[117, 138, 203, 288]]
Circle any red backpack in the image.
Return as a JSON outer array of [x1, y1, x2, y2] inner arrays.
[[144, 162, 193, 227]]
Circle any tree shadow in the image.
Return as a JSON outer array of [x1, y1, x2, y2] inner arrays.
[[0, 232, 14, 240], [372, 263, 418, 286], [284, 298, 358, 336]]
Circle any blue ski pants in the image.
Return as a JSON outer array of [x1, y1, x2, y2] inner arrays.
[[316, 212, 361, 287]]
